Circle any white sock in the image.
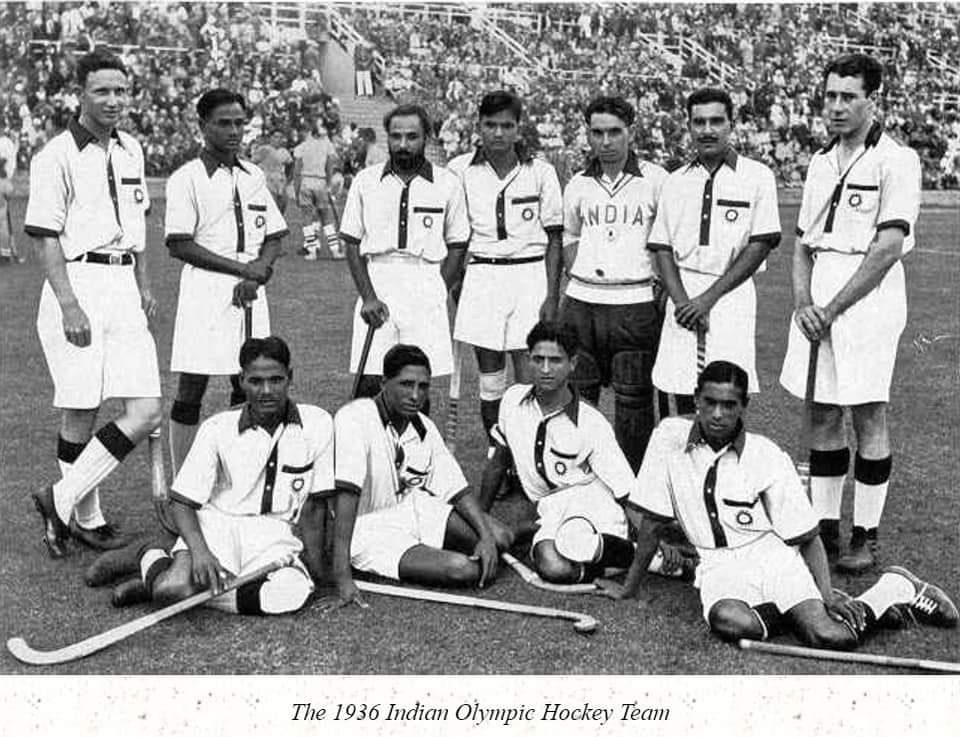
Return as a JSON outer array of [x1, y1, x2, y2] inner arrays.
[[646, 548, 684, 578], [810, 475, 844, 520], [53, 438, 122, 523], [322, 223, 340, 252], [259, 567, 313, 614], [853, 480, 888, 530], [59, 458, 106, 529], [856, 570, 915, 619], [140, 548, 171, 582]]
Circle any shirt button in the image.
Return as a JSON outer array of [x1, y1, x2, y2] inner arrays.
[[702, 214, 709, 220]]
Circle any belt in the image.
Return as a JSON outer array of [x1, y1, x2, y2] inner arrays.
[[470, 255, 544, 266], [568, 274, 653, 287], [70, 252, 134, 265]]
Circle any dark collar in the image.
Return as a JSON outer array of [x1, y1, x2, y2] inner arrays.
[[583, 150, 644, 178], [819, 119, 883, 154], [520, 383, 581, 425], [68, 117, 123, 151], [685, 147, 738, 173], [200, 148, 250, 177], [374, 393, 427, 441], [469, 143, 534, 167], [380, 156, 434, 183], [685, 420, 746, 457], [237, 401, 302, 434]]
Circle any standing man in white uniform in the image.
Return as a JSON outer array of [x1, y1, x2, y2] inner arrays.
[[780, 55, 921, 573], [447, 90, 564, 446], [339, 104, 470, 409], [25, 50, 162, 558], [649, 87, 781, 409], [166, 89, 288, 475]]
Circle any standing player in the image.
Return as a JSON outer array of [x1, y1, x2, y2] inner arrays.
[[600, 361, 957, 648], [293, 124, 340, 259], [561, 96, 668, 471], [25, 50, 162, 557], [115, 337, 332, 615], [780, 54, 921, 573], [325, 345, 511, 610], [0, 158, 17, 263], [446, 90, 564, 446], [251, 130, 293, 215], [166, 89, 288, 475], [649, 87, 781, 408], [339, 104, 470, 404]]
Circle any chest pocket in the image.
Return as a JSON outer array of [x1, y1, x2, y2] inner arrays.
[[279, 460, 314, 498], [510, 194, 540, 227], [412, 204, 444, 238], [120, 176, 147, 209], [397, 440, 433, 496], [844, 183, 879, 215], [715, 198, 752, 227]]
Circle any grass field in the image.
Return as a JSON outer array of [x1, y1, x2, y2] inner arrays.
[[0, 195, 957, 675]]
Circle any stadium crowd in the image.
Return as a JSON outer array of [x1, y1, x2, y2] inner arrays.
[[0, 2, 958, 188]]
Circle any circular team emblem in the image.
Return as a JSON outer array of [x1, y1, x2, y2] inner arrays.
[[422, 215, 434, 229], [291, 478, 305, 492], [554, 461, 567, 476], [736, 510, 753, 526], [848, 193, 862, 208], [725, 208, 739, 222], [605, 226, 617, 242], [134, 188, 144, 203], [522, 207, 535, 221], [255, 215, 266, 228], [406, 476, 424, 487]]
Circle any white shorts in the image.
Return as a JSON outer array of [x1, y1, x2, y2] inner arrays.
[[349, 257, 453, 376], [453, 259, 546, 351], [36, 261, 161, 409], [653, 270, 759, 395], [695, 533, 821, 622], [531, 482, 628, 549], [170, 264, 270, 375], [350, 490, 453, 579], [780, 254, 906, 405]]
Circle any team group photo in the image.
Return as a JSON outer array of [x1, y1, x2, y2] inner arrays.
[[0, 0, 958, 676]]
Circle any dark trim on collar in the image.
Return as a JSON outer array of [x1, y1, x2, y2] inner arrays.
[[68, 117, 122, 151], [380, 156, 434, 183], [374, 393, 427, 441], [583, 150, 644, 178], [469, 143, 534, 167], [237, 401, 302, 433], [520, 384, 581, 424], [685, 420, 746, 456], [819, 120, 883, 154], [685, 147, 738, 173], [200, 148, 250, 177]]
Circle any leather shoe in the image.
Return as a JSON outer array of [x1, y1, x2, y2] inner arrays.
[[883, 565, 959, 629], [111, 578, 151, 608], [69, 519, 131, 551], [836, 528, 876, 574], [32, 486, 70, 559]]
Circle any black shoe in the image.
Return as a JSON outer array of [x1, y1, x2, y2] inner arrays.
[[836, 527, 877, 574], [85, 534, 151, 587], [69, 519, 131, 551], [31, 486, 70, 559], [111, 578, 151, 608]]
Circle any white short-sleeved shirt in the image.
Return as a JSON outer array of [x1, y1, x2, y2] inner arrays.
[[796, 122, 920, 256], [447, 147, 563, 259], [647, 149, 781, 277], [630, 417, 819, 550], [491, 383, 636, 504], [339, 159, 470, 263], [171, 402, 335, 524], [164, 151, 288, 258], [293, 136, 334, 179], [562, 153, 668, 304], [334, 396, 469, 516], [24, 118, 149, 258]]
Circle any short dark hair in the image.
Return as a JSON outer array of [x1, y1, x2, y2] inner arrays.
[[584, 96, 635, 127], [197, 89, 246, 121], [686, 87, 734, 122], [696, 361, 749, 404], [383, 344, 431, 379], [526, 320, 580, 358], [76, 50, 127, 89], [239, 336, 291, 371], [479, 90, 522, 121], [383, 104, 431, 138], [823, 53, 883, 96]]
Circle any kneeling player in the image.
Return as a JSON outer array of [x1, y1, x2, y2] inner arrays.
[[601, 360, 958, 647], [120, 337, 332, 615], [480, 321, 694, 584], [327, 344, 512, 610]]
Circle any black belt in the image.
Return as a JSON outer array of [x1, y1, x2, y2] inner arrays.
[[470, 255, 544, 266], [71, 252, 134, 265]]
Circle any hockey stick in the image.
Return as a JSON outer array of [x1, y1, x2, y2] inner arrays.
[[501, 552, 598, 594], [7, 555, 294, 666], [796, 339, 820, 494], [148, 429, 178, 536], [350, 324, 377, 399], [696, 323, 707, 376], [355, 580, 597, 634], [244, 303, 253, 342], [738, 638, 960, 674], [445, 340, 463, 454]]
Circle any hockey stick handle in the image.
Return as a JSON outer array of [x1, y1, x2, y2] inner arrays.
[[738, 638, 960, 673], [350, 324, 377, 399], [244, 303, 253, 342], [696, 323, 707, 376]]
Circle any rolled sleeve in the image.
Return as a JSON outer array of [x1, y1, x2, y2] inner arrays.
[[309, 413, 335, 496], [561, 186, 582, 247], [749, 168, 782, 248], [762, 448, 819, 543], [443, 179, 471, 245], [586, 415, 636, 501], [339, 174, 365, 243], [877, 148, 920, 251], [538, 163, 564, 229], [264, 181, 288, 240], [646, 192, 672, 252], [426, 431, 469, 503]]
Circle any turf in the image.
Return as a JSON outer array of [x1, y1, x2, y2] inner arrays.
[[0, 196, 957, 674]]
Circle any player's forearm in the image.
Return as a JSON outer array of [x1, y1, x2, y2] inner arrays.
[[791, 238, 815, 309], [478, 451, 509, 512], [620, 516, 662, 598], [254, 236, 282, 273], [653, 249, 688, 304], [823, 230, 903, 321], [454, 491, 495, 544], [298, 495, 328, 583], [331, 491, 360, 585], [170, 501, 213, 558], [167, 240, 254, 280], [133, 249, 153, 294], [440, 246, 467, 293], [700, 241, 773, 306], [544, 231, 563, 302], [799, 535, 833, 599], [37, 237, 81, 308], [345, 241, 379, 302]]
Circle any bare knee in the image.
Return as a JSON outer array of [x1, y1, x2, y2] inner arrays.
[[534, 542, 579, 583], [125, 398, 163, 435], [708, 601, 764, 642], [440, 555, 480, 586], [794, 620, 857, 650]]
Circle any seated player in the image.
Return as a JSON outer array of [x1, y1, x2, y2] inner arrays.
[[326, 344, 512, 610], [600, 360, 958, 648], [480, 320, 695, 584], [115, 337, 333, 615]]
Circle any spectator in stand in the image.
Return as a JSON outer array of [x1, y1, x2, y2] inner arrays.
[[354, 42, 375, 97]]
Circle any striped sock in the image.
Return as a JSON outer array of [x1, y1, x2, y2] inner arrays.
[[53, 423, 135, 523], [853, 454, 892, 531], [809, 448, 849, 521], [58, 436, 106, 528]]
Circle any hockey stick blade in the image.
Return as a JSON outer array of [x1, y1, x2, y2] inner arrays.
[[501, 552, 598, 594]]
